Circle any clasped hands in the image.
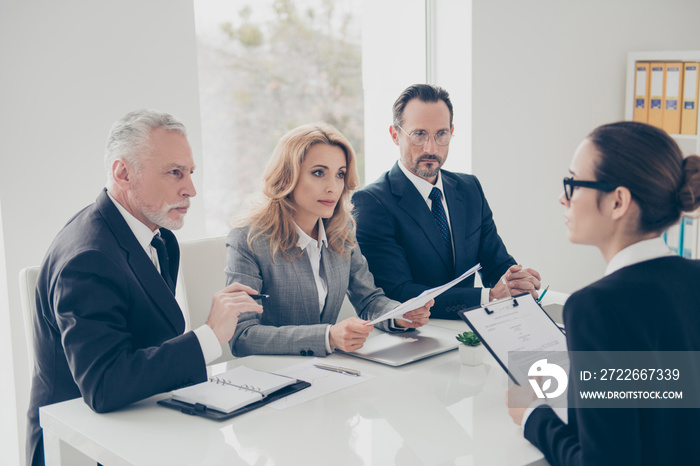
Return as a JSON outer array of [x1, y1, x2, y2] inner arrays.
[[329, 299, 434, 352], [489, 264, 541, 302]]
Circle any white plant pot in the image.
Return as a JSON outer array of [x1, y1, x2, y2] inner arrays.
[[459, 344, 486, 366]]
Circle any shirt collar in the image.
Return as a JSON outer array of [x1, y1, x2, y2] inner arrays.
[[295, 218, 328, 251], [605, 236, 675, 276], [398, 160, 445, 203], [107, 190, 160, 252]]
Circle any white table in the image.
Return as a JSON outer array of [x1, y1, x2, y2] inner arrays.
[[40, 317, 557, 466]]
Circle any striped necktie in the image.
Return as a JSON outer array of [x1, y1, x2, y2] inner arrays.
[[429, 187, 453, 256]]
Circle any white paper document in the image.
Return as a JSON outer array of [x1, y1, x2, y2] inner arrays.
[[267, 359, 373, 410], [368, 263, 482, 325]]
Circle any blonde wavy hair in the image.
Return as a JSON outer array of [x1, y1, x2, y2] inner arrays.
[[244, 123, 359, 262]]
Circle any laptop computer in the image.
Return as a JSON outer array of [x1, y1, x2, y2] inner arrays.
[[542, 303, 565, 330], [341, 324, 459, 367]]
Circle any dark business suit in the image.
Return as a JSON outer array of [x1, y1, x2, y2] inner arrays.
[[353, 162, 516, 319], [27, 189, 207, 466], [226, 226, 402, 357], [524, 257, 700, 465]]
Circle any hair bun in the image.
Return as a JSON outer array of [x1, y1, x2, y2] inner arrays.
[[678, 155, 700, 212]]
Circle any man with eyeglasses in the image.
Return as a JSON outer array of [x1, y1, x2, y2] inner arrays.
[[353, 84, 541, 319]]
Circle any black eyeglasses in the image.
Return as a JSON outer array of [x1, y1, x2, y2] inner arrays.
[[562, 177, 618, 201]]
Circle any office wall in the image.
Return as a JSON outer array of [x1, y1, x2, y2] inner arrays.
[[0, 1, 205, 464], [362, 0, 426, 182], [472, 0, 700, 294], [363, 0, 472, 185]]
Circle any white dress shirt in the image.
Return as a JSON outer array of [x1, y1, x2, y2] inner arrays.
[[398, 161, 491, 305], [604, 236, 675, 276], [294, 219, 329, 313], [521, 235, 674, 429], [106, 191, 222, 363]]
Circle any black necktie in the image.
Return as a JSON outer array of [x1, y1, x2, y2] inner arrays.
[[429, 187, 453, 256], [151, 233, 175, 294]]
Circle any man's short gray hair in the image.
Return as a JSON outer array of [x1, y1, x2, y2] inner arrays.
[[104, 109, 187, 186]]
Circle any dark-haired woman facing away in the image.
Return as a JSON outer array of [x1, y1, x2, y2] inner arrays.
[[508, 121, 700, 465]]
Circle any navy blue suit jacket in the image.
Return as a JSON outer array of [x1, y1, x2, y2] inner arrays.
[[27, 189, 207, 466], [524, 257, 700, 465], [353, 163, 515, 318]]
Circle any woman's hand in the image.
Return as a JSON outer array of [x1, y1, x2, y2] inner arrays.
[[506, 377, 540, 426], [395, 299, 433, 328], [329, 317, 373, 351]]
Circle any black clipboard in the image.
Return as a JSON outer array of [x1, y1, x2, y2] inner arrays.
[[157, 379, 311, 421], [457, 292, 566, 385]]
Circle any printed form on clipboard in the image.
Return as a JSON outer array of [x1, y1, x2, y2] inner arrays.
[[458, 293, 569, 385]]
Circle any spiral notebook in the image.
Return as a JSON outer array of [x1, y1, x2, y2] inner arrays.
[[158, 366, 310, 420]]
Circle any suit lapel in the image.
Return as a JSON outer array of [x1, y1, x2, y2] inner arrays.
[[290, 249, 322, 324], [320, 244, 344, 323], [388, 163, 453, 270], [95, 189, 185, 334]]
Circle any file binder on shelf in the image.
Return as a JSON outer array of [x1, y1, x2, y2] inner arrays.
[[648, 63, 666, 129], [158, 366, 311, 420], [633, 62, 651, 123], [663, 223, 681, 256], [681, 62, 700, 135], [681, 214, 699, 259], [663, 62, 684, 134]]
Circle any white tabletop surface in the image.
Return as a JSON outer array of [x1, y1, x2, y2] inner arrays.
[[40, 315, 560, 466]]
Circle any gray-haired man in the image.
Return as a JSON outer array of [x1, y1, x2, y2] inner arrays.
[[27, 109, 262, 466]]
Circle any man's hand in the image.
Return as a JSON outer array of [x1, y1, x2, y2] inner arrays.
[[490, 265, 542, 301], [395, 299, 434, 328], [329, 317, 373, 352], [206, 282, 263, 345]]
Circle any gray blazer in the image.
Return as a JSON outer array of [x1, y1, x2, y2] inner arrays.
[[225, 226, 402, 357]]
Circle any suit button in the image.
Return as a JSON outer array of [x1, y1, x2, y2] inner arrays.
[[308, 350, 314, 356], [300, 350, 307, 356]]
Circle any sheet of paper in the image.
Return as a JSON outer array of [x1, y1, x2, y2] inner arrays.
[[266, 359, 373, 410], [368, 263, 482, 325]]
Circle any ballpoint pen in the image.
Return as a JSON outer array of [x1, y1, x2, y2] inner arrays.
[[313, 363, 361, 377], [249, 294, 270, 301], [503, 276, 512, 298], [536, 285, 549, 304]]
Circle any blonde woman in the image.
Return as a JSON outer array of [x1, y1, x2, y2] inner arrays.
[[225, 123, 432, 357]]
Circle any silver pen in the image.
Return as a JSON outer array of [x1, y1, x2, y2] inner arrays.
[[313, 363, 361, 377]]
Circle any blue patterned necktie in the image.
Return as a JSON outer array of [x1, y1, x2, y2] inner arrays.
[[429, 187, 453, 256], [151, 233, 175, 294]]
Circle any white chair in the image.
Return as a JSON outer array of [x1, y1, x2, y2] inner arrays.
[[19, 266, 40, 377], [176, 236, 233, 364]]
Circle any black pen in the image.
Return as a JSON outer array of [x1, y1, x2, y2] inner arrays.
[[249, 294, 270, 301]]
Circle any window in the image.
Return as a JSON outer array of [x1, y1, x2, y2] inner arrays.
[[195, 0, 364, 235], [195, 0, 471, 235]]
